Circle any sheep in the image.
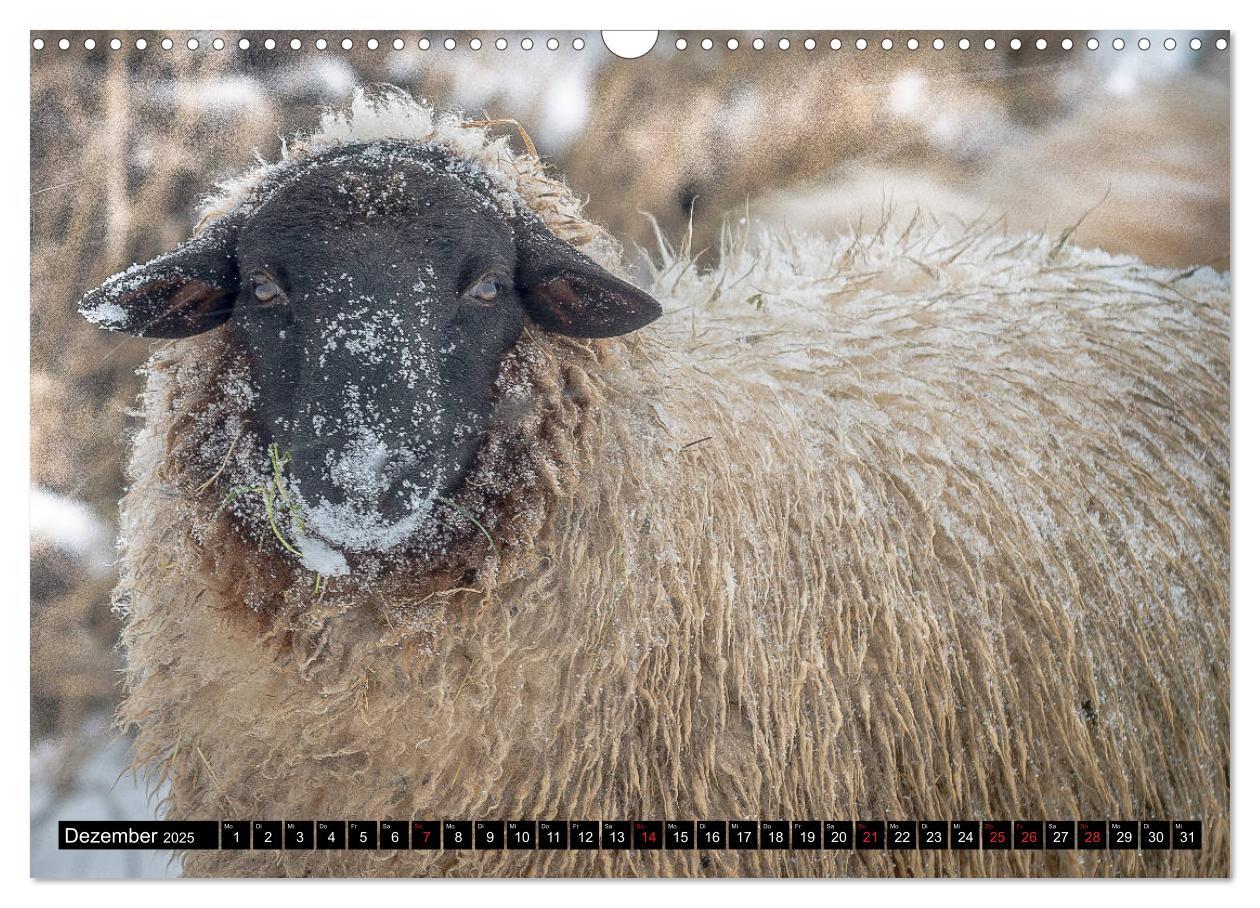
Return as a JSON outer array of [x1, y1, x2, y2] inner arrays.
[[78, 88, 1229, 878]]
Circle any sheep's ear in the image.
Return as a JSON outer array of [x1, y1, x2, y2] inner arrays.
[[513, 212, 661, 338], [78, 219, 240, 338]]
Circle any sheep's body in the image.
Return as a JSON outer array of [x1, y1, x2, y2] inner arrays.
[[113, 95, 1229, 877]]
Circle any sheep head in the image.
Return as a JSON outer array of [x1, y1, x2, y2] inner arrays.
[[78, 141, 661, 562]]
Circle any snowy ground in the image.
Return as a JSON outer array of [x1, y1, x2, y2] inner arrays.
[[30, 716, 176, 879]]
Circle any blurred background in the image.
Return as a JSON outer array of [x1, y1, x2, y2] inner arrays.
[[29, 30, 1229, 876]]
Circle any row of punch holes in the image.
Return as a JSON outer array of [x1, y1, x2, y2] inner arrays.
[[31, 34, 1230, 53]]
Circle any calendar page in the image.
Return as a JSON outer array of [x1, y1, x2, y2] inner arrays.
[[29, 27, 1230, 880]]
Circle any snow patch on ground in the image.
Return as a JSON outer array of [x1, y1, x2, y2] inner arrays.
[[30, 718, 174, 879], [30, 485, 114, 574]]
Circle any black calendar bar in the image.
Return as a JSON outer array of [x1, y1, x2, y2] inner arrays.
[[58, 819, 1204, 851]]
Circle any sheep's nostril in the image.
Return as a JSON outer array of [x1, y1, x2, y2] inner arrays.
[[380, 452, 420, 485]]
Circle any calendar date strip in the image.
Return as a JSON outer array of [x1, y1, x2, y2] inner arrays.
[[60, 819, 1203, 851]]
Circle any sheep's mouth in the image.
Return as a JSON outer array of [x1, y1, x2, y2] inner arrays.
[[292, 486, 441, 571]]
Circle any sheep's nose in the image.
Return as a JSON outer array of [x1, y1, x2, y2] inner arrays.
[[298, 441, 420, 512]]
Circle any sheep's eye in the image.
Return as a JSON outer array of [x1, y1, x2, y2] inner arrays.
[[465, 277, 499, 304], [251, 273, 285, 305]]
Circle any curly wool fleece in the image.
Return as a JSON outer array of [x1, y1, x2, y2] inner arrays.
[[113, 89, 1229, 877]]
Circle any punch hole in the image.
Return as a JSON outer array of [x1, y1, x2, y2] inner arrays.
[[212, 38, 224, 50], [675, 37, 687, 50], [471, 38, 483, 50], [804, 38, 816, 50], [84, 38, 96, 50], [906, 38, 918, 50], [1190, 38, 1202, 49], [315, 38, 327, 50], [1216, 38, 1228, 50], [443, 38, 455, 50], [367, 38, 379, 50], [521, 37, 533, 50], [1009, 38, 1021, 50], [856, 38, 868, 50], [984, 38, 996, 50], [752, 38, 765, 50], [341, 38, 352, 50], [779, 38, 791, 50], [1112, 38, 1125, 50], [135, 38, 147, 50], [392, 38, 404, 50], [496, 38, 507, 50], [1062, 38, 1073, 50], [601, 31, 657, 59], [932, 38, 944, 50], [1036, 38, 1047, 50], [161, 38, 173, 50], [57, 38, 69, 50], [547, 38, 559, 50], [958, 38, 970, 50], [832, 38, 843, 50], [186, 38, 198, 50], [881, 38, 892, 50], [419, 38, 430, 50], [289, 39, 301, 50], [701, 38, 713, 50], [1164, 38, 1176, 50], [1087, 38, 1099, 50], [573, 38, 585, 50], [32, 38, 43, 50], [727, 38, 739, 51], [1138, 37, 1150, 50]]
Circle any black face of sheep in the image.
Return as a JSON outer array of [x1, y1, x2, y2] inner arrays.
[[78, 142, 661, 553]]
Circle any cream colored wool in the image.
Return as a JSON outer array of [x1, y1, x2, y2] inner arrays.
[[113, 92, 1229, 878]]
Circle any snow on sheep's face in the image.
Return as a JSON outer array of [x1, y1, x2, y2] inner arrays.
[[78, 141, 661, 556]]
